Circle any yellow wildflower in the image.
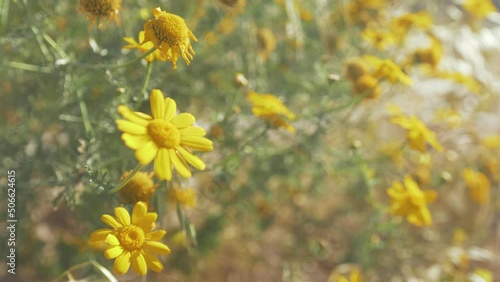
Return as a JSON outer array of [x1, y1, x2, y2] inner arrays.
[[88, 202, 171, 275], [123, 31, 170, 63], [168, 187, 197, 208], [390, 110, 443, 153], [462, 168, 490, 205], [247, 91, 296, 133], [256, 28, 277, 61], [363, 55, 412, 85], [361, 26, 396, 50], [387, 175, 437, 226], [482, 135, 500, 149], [391, 11, 433, 36], [79, 0, 121, 29], [352, 74, 382, 99], [142, 8, 198, 69], [329, 269, 362, 282], [116, 89, 213, 181], [415, 36, 443, 70], [119, 171, 159, 205], [463, 0, 497, 18], [344, 58, 370, 81]]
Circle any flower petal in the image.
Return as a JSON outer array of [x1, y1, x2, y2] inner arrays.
[[164, 98, 176, 121], [113, 251, 131, 275], [114, 207, 131, 226], [180, 136, 214, 151], [143, 241, 171, 255], [150, 89, 165, 119], [134, 140, 158, 165], [105, 245, 124, 259], [132, 201, 148, 226], [171, 113, 195, 128], [131, 250, 148, 276], [154, 148, 172, 181], [169, 149, 192, 178], [121, 133, 151, 150], [89, 228, 113, 242], [101, 214, 123, 229], [143, 250, 164, 272], [105, 234, 120, 246], [179, 126, 206, 136], [176, 146, 206, 170], [146, 230, 166, 241], [137, 213, 158, 233], [118, 106, 149, 127], [116, 120, 147, 135]]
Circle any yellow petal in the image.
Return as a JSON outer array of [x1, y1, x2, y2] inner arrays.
[[114, 207, 131, 226], [137, 213, 158, 233], [121, 133, 151, 150], [143, 250, 164, 272], [132, 201, 148, 226], [143, 241, 171, 255], [105, 234, 120, 246], [164, 98, 177, 121], [116, 120, 147, 135], [146, 230, 166, 241], [176, 146, 206, 170], [179, 126, 206, 136], [131, 251, 148, 276], [105, 245, 124, 259], [154, 148, 172, 181], [150, 89, 165, 119], [169, 149, 192, 178], [134, 141, 158, 165], [180, 136, 214, 151], [113, 252, 131, 275], [89, 228, 113, 242], [101, 214, 123, 229], [171, 113, 195, 128], [118, 106, 149, 127]]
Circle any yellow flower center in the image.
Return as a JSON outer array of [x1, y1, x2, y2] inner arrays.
[[152, 13, 188, 47], [80, 0, 113, 16], [117, 226, 145, 251], [147, 119, 180, 148]]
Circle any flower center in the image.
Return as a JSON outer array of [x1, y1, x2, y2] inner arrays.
[[117, 226, 145, 251], [80, 0, 113, 16], [152, 13, 188, 47], [147, 119, 181, 148]]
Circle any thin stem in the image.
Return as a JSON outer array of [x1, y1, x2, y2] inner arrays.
[[2, 61, 52, 73], [108, 163, 143, 194], [77, 90, 94, 138], [79, 48, 156, 69], [137, 62, 153, 107]]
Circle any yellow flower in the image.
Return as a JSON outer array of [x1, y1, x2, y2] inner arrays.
[[363, 55, 412, 85], [391, 11, 433, 36], [436, 71, 482, 93], [168, 187, 197, 208], [142, 8, 198, 69], [387, 175, 437, 226], [119, 171, 159, 205], [463, 0, 497, 18], [472, 268, 493, 282], [462, 168, 490, 205], [414, 37, 443, 70], [116, 89, 213, 181], [123, 31, 171, 63], [361, 27, 396, 50], [344, 58, 370, 81], [247, 91, 296, 133], [88, 202, 171, 275], [79, 0, 121, 29], [256, 28, 277, 61], [390, 110, 443, 153], [481, 135, 500, 149], [329, 269, 362, 282], [352, 74, 382, 99]]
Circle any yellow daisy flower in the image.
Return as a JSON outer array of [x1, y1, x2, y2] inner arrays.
[[462, 168, 490, 205], [256, 28, 277, 60], [123, 31, 171, 63], [141, 7, 198, 69], [363, 55, 412, 85], [352, 74, 382, 99], [79, 0, 122, 29], [119, 171, 159, 205], [116, 89, 213, 181], [247, 91, 296, 134], [463, 0, 497, 18], [361, 27, 396, 50], [391, 11, 433, 36], [168, 187, 197, 208], [88, 201, 171, 275], [390, 111, 443, 153], [387, 175, 437, 226]]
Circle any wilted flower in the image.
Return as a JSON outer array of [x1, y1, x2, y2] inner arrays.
[[123, 31, 170, 63], [79, 0, 121, 29]]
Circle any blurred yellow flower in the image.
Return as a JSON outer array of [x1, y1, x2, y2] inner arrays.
[[472, 268, 493, 282], [387, 175, 437, 226], [352, 74, 381, 99], [462, 168, 490, 205], [390, 110, 443, 153], [257, 28, 277, 60], [415, 37, 443, 70], [142, 8, 198, 69], [168, 187, 197, 208], [437, 71, 481, 93], [344, 58, 370, 81], [482, 135, 500, 149], [88, 202, 171, 275], [116, 89, 213, 181], [463, 0, 497, 18], [362, 27, 396, 50], [247, 91, 296, 133], [119, 171, 159, 205], [391, 11, 433, 36], [79, 0, 121, 29], [434, 108, 462, 129], [123, 31, 171, 63], [329, 269, 362, 282], [364, 55, 412, 85]]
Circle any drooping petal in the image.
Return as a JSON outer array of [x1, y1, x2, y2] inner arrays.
[[116, 120, 147, 135], [113, 251, 132, 275], [143, 241, 171, 255], [171, 113, 195, 128], [164, 98, 176, 121], [105, 245, 124, 259], [146, 230, 166, 241], [114, 207, 131, 226], [150, 89, 165, 119], [176, 146, 206, 170], [179, 126, 206, 136], [101, 214, 123, 229], [169, 149, 192, 178], [134, 140, 158, 165], [180, 136, 214, 151], [154, 148, 172, 181], [118, 106, 149, 127], [131, 250, 148, 276], [132, 201, 148, 226], [121, 133, 151, 150], [143, 250, 164, 272]]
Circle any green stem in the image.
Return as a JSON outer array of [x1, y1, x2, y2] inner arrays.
[[108, 163, 143, 194], [2, 61, 52, 73], [77, 90, 93, 138], [79, 48, 156, 69], [137, 62, 153, 107]]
